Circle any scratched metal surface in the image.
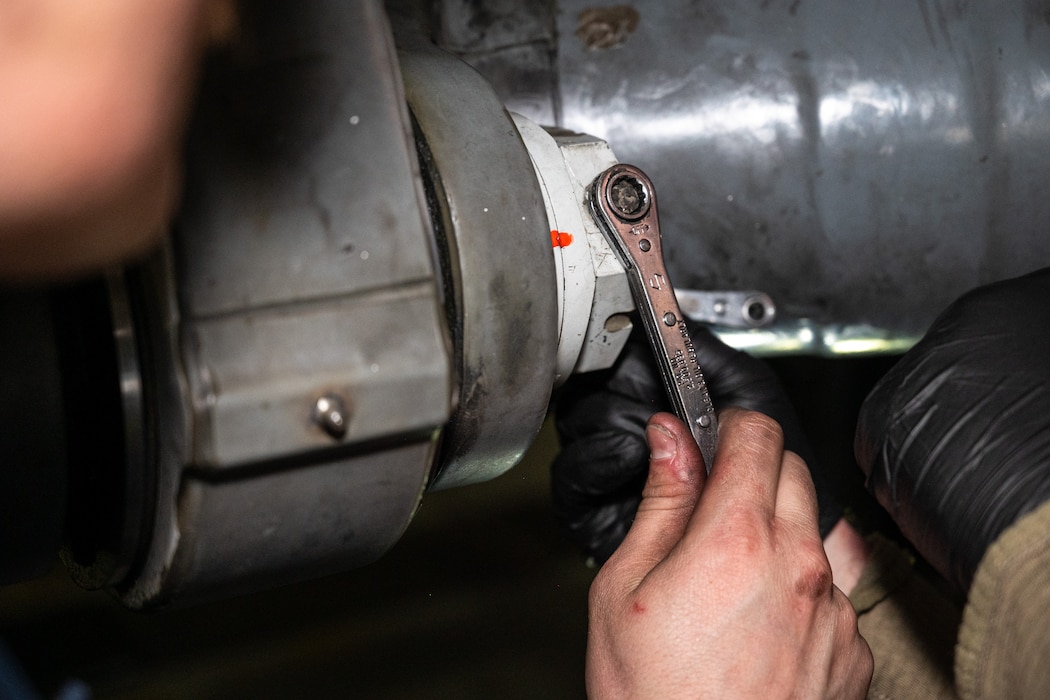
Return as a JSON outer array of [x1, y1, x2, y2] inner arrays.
[[442, 0, 1050, 337]]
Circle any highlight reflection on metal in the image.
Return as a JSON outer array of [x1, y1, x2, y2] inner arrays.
[[590, 164, 718, 470], [101, 271, 145, 587], [713, 320, 921, 358]]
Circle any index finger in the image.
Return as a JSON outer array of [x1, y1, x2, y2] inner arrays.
[[694, 408, 787, 526]]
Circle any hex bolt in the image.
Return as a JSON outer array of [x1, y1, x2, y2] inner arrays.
[[607, 172, 650, 220], [314, 393, 350, 440]]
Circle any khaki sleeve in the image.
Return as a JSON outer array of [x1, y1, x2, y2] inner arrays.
[[849, 534, 962, 700], [955, 498, 1050, 700]]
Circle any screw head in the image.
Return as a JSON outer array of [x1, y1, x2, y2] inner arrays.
[[607, 173, 650, 221]]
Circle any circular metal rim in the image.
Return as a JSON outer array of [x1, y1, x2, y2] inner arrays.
[[400, 44, 559, 490]]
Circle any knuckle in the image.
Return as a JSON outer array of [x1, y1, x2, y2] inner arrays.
[[697, 516, 777, 583], [587, 556, 635, 614], [835, 588, 862, 633], [781, 448, 810, 475], [782, 450, 819, 505], [736, 410, 785, 445], [721, 511, 770, 554], [858, 636, 875, 678], [792, 543, 834, 600]]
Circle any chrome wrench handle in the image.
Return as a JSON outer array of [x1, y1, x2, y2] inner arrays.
[[589, 164, 718, 470]]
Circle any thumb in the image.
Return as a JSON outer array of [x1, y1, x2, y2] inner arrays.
[[605, 413, 707, 587]]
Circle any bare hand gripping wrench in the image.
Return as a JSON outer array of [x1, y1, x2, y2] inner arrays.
[[589, 164, 719, 470]]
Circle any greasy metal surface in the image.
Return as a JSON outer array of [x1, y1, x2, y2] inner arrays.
[[116, 0, 451, 607], [435, 0, 553, 53], [440, 1, 1050, 340], [173, 0, 451, 469], [399, 41, 559, 490], [591, 165, 718, 468], [184, 286, 450, 467], [676, 288, 776, 328], [167, 441, 439, 606], [177, 10, 437, 317], [432, 0, 559, 124]]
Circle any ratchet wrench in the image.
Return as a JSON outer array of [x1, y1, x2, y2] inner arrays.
[[589, 164, 718, 470]]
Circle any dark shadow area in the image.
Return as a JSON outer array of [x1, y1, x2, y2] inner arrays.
[[768, 354, 903, 536], [1, 356, 896, 699]]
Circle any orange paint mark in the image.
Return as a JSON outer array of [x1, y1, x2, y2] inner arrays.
[[551, 230, 575, 248]]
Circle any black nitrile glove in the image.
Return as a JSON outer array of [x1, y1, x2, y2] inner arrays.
[[855, 268, 1050, 595], [553, 319, 842, 564]]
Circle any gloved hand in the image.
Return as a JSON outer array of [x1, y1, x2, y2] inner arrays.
[[553, 319, 842, 563], [855, 268, 1050, 595]]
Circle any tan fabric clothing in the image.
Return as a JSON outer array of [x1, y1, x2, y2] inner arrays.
[[851, 498, 1050, 699], [849, 535, 961, 700], [955, 498, 1050, 700]]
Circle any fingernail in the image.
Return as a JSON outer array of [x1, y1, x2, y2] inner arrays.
[[646, 423, 677, 461]]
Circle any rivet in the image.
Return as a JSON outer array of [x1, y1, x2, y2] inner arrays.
[[314, 393, 350, 440]]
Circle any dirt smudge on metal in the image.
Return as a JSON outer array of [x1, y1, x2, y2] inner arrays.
[[575, 6, 641, 50]]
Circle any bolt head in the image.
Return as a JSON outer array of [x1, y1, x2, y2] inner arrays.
[[607, 173, 650, 221]]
